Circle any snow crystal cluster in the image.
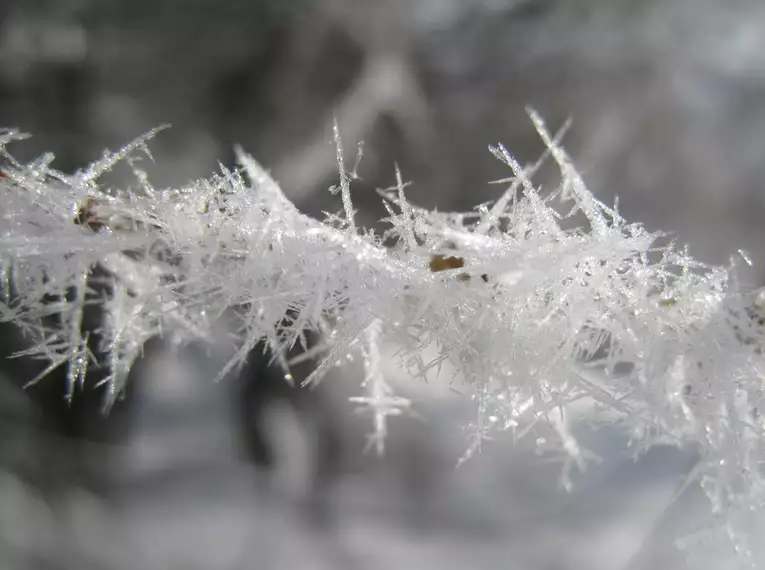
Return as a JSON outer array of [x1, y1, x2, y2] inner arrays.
[[2, 111, 765, 565]]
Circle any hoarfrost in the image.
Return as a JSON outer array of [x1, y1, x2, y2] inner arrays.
[[2, 111, 765, 565]]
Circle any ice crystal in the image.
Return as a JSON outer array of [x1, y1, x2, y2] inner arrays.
[[2, 111, 765, 565]]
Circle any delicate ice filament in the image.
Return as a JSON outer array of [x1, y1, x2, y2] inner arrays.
[[394, 163, 417, 250], [332, 117, 357, 234], [350, 318, 410, 455]]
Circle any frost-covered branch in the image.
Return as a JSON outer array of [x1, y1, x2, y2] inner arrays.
[[2, 112, 765, 564]]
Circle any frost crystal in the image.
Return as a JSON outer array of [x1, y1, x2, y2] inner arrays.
[[2, 111, 765, 565]]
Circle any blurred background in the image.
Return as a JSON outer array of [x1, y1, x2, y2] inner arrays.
[[1, 0, 765, 568]]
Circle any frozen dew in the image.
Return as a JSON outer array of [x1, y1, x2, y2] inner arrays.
[[1, 111, 765, 564]]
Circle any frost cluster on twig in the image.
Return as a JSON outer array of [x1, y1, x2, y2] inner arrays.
[[2, 112, 765, 565]]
